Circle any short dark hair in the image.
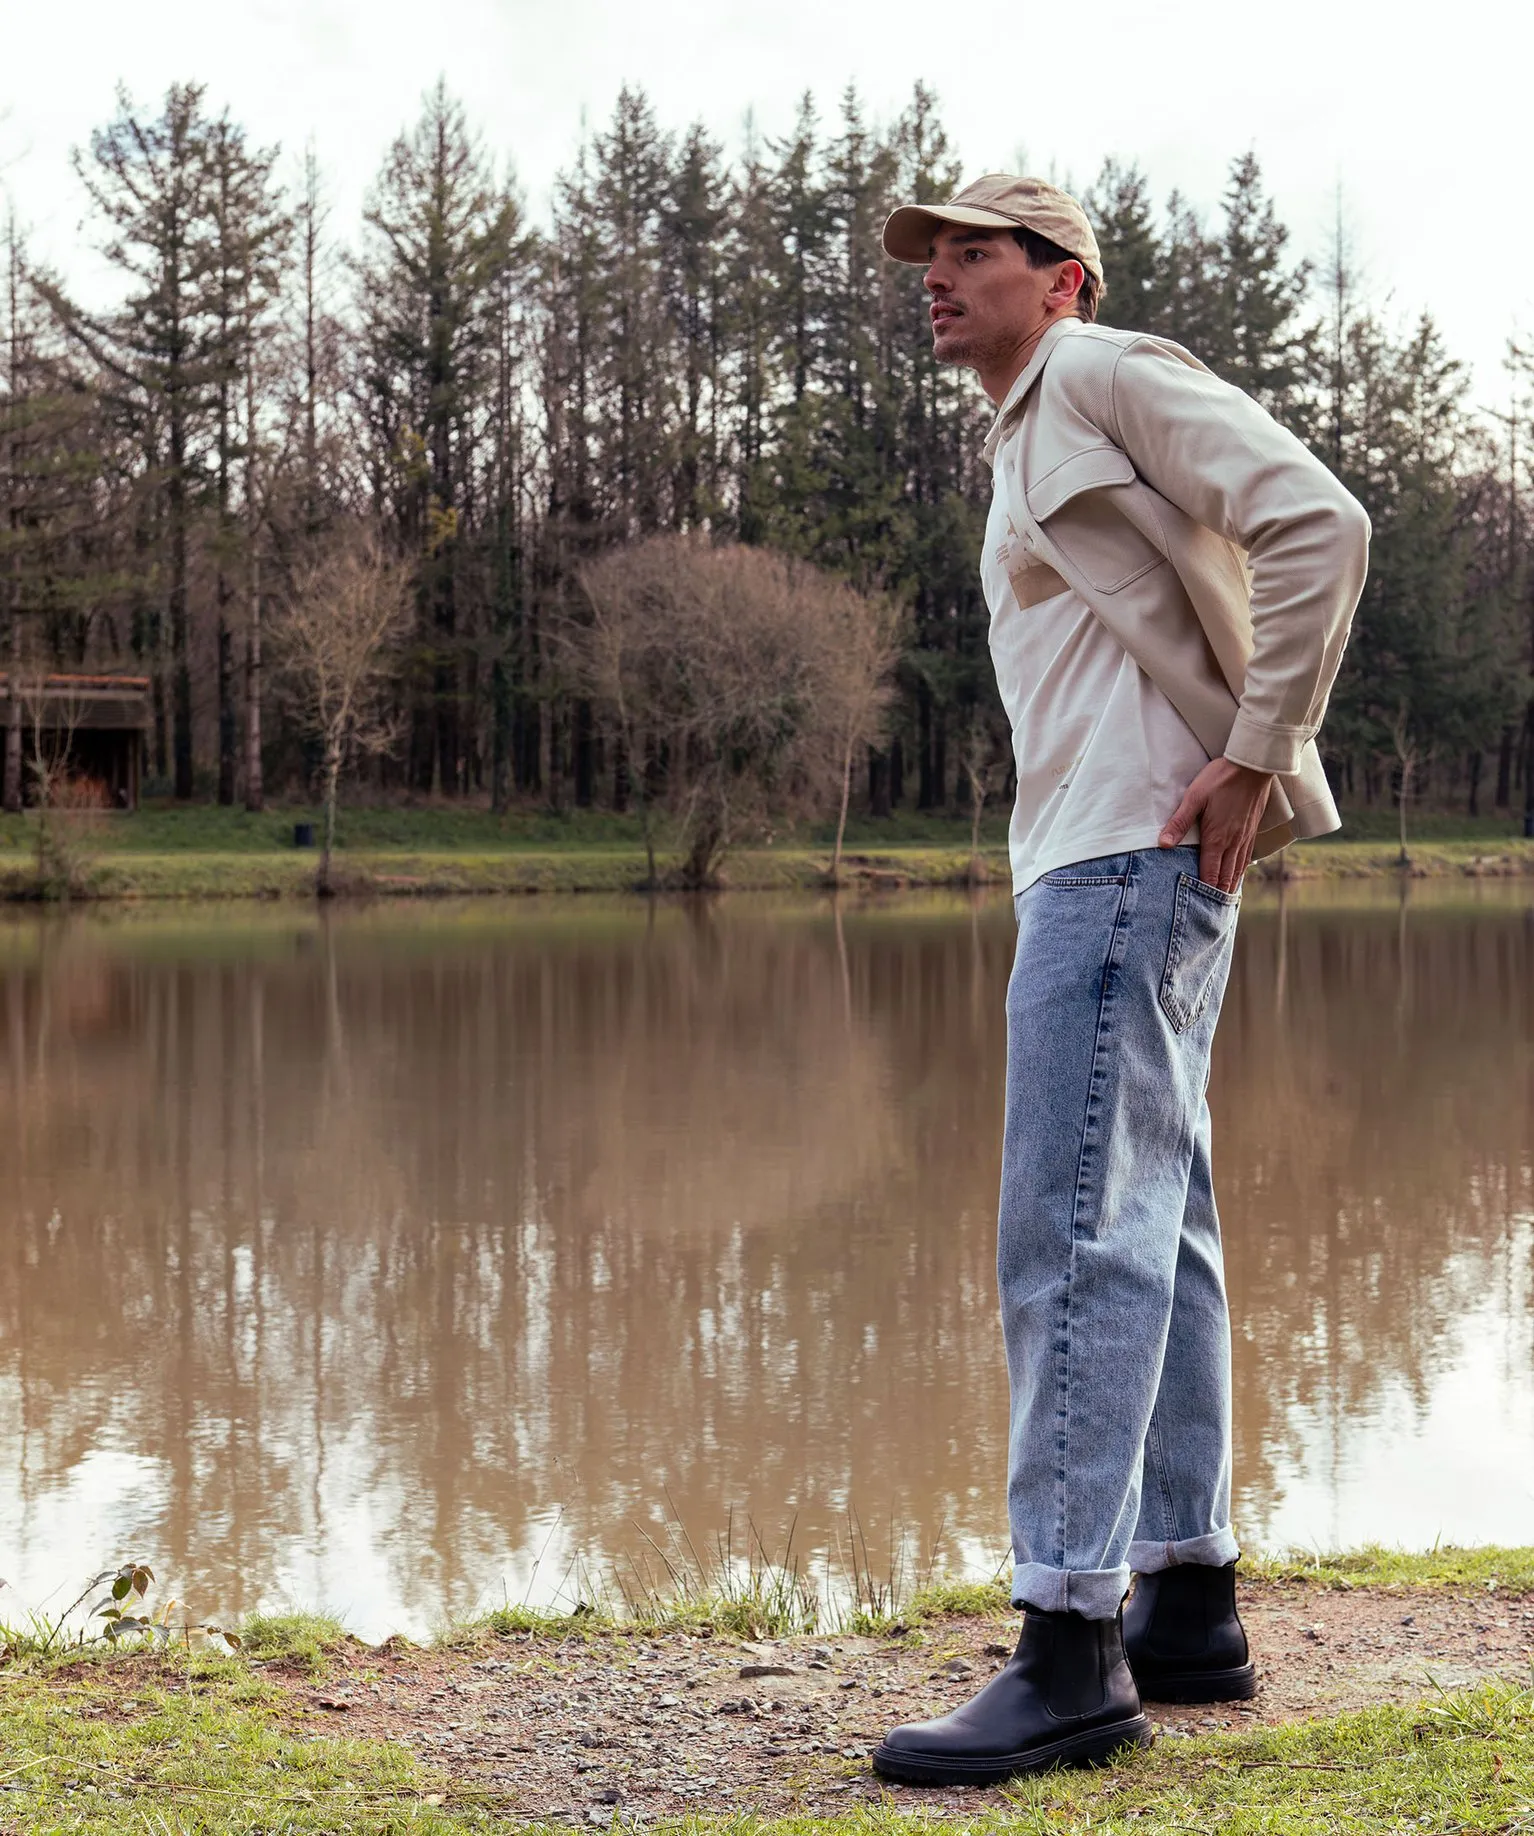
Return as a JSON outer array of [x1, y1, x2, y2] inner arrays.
[[1012, 226, 1102, 323]]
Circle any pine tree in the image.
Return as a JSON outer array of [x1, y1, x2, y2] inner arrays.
[[663, 123, 727, 531], [48, 84, 224, 798], [770, 94, 827, 408], [2, 215, 132, 805], [205, 112, 288, 804], [1206, 153, 1313, 416], [718, 120, 778, 544], [1086, 158, 1169, 335], [355, 80, 521, 793], [589, 86, 676, 540], [484, 243, 537, 809]]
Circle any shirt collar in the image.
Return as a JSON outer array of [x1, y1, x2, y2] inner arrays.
[[981, 318, 1083, 468]]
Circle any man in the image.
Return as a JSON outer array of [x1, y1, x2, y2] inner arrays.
[[870, 177, 1370, 1787]]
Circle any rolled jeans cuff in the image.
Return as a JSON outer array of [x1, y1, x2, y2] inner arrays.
[[1012, 1560, 1130, 1621], [1127, 1528, 1240, 1576]]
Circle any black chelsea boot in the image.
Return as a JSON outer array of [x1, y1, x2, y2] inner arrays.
[[872, 1605, 1152, 1787], [1122, 1561, 1257, 1703]]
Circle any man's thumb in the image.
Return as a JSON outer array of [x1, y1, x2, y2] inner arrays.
[[1159, 792, 1198, 848]]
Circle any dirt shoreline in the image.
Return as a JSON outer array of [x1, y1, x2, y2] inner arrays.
[[259, 1581, 1534, 1823]]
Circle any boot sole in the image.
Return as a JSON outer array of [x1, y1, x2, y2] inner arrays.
[[1133, 1662, 1258, 1704], [871, 1714, 1154, 1787]]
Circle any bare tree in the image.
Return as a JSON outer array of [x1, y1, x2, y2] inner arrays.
[[1389, 704, 1422, 869], [570, 540, 669, 888], [573, 535, 901, 888], [275, 528, 410, 894], [814, 578, 906, 886], [959, 724, 994, 887], [9, 665, 97, 894]]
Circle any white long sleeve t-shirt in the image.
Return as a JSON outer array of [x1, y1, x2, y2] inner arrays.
[[982, 436, 1209, 896]]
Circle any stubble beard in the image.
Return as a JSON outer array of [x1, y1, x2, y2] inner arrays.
[[932, 321, 1012, 375]]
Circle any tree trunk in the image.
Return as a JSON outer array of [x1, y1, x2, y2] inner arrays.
[[152, 669, 168, 781], [319, 748, 340, 896], [490, 655, 510, 814], [1397, 753, 1413, 866], [1466, 749, 1481, 818], [3, 221, 19, 814], [217, 611, 236, 804], [916, 679, 936, 809], [867, 745, 890, 819], [830, 731, 854, 885], [2, 709, 19, 812], [1495, 725, 1514, 808], [2, 607, 18, 812], [1524, 702, 1534, 840], [169, 393, 194, 800], [435, 644, 459, 796], [968, 765, 986, 877], [245, 552, 263, 812], [573, 698, 595, 807], [684, 820, 723, 889], [641, 806, 657, 891], [410, 699, 435, 793]]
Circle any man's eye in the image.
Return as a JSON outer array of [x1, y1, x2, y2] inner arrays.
[[965, 248, 984, 260]]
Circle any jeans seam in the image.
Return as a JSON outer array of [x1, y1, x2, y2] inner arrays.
[[1159, 875, 1190, 1031], [1145, 1403, 1181, 1546], [1060, 860, 1136, 1569]]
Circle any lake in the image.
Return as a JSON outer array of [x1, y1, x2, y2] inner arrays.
[[1, 884, 1530, 1640]]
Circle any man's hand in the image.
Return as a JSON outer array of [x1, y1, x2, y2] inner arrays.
[[1158, 757, 1274, 894]]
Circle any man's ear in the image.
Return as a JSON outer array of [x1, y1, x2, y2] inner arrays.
[[1046, 260, 1085, 311]]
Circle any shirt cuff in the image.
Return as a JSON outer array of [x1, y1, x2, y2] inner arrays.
[[1225, 709, 1307, 778]]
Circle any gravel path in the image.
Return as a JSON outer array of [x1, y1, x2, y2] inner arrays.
[[276, 1583, 1534, 1823]]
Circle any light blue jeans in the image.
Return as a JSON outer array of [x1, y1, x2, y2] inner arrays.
[[1001, 846, 1241, 1621]]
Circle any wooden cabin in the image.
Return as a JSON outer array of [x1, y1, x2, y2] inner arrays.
[[0, 673, 151, 811]]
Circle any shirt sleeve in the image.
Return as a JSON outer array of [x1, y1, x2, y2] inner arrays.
[[1103, 338, 1370, 777]]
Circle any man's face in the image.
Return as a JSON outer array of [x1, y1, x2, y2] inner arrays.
[[923, 224, 1059, 371]]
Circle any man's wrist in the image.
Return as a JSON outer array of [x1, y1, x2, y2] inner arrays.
[[1217, 757, 1274, 792]]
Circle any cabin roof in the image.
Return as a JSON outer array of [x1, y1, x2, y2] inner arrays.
[[0, 673, 151, 732]]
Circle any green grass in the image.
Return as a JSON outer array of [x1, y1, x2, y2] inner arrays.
[[426, 1547, 1534, 1660], [1245, 1545, 1534, 1594], [0, 801, 1023, 859], [896, 1548, 1534, 1621], [2, 799, 1530, 904], [904, 1577, 1012, 1622], [1308, 806, 1530, 843], [0, 841, 1018, 901], [0, 1663, 483, 1834], [1286, 837, 1534, 879], [1, 1660, 1529, 1834], [236, 1611, 352, 1670]]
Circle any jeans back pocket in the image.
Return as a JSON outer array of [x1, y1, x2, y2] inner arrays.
[[1159, 873, 1240, 1034]]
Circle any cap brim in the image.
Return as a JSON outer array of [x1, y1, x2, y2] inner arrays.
[[880, 203, 1021, 264]]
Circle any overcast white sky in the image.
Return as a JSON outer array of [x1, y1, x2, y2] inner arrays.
[[4, 0, 1530, 403]]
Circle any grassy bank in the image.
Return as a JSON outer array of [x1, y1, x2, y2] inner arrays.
[[3, 1666, 1529, 1834], [3, 1548, 1531, 1833], [2, 802, 1533, 900]]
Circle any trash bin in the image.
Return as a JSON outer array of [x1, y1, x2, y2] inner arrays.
[[293, 822, 315, 848]]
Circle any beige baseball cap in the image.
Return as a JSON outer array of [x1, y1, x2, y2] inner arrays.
[[882, 174, 1103, 284]]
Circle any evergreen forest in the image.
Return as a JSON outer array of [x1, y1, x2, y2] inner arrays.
[[3, 79, 1531, 826]]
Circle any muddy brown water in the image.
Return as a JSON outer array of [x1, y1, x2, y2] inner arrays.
[[0, 884, 1530, 1640]]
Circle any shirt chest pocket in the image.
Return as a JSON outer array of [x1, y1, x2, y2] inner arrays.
[[1025, 446, 1167, 596]]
